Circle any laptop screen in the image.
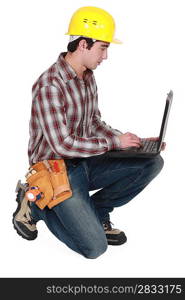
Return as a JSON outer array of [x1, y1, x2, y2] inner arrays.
[[158, 90, 173, 150]]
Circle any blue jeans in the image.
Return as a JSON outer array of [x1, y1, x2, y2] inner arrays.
[[31, 155, 164, 258]]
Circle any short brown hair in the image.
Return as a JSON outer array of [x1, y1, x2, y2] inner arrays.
[[67, 37, 96, 52]]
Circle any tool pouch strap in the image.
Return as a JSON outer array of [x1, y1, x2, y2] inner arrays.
[[26, 159, 72, 210]]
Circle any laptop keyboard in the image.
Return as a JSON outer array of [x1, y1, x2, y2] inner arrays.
[[115, 139, 159, 153], [140, 139, 158, 153]]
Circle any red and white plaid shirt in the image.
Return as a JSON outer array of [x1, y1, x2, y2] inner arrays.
[[28, 52, 122, 165]]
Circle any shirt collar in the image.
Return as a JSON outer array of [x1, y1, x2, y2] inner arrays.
[[57, 52, 93, 83]]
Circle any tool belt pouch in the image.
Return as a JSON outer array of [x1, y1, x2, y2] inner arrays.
[[48, 160, 72, 209], [26, 160, 72, 210]]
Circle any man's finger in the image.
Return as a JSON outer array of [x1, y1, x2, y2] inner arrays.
[[161, 142, 166, 151], [143, 137, 159, 141]]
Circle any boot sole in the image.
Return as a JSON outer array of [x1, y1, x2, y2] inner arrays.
[[12, 188, 38, 241], [106, 232, 127, 246]]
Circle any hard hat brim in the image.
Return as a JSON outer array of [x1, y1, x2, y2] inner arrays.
[[112, 38, 122, 44], [65, 33, 122, 44]]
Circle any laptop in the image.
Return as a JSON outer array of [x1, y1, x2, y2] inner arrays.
[[104, 90, 173, 158]]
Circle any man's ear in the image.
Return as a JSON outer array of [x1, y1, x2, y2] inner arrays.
[[78, 39, 88, 51]]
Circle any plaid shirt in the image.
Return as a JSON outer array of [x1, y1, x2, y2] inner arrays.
[[28, 52, 122, 165]]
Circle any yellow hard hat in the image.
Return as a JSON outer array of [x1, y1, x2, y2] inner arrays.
[[66, 6, 122, 44]]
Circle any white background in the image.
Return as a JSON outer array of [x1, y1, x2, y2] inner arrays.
[[0, 0, 185, 277]]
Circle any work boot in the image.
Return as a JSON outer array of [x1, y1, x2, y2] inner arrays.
[[12, 180, 38, 240], [103, 220, 127, 245]]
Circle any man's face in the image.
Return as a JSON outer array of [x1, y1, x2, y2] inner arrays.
[[83, 41, 110, 70]]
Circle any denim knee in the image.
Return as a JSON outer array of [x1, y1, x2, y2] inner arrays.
[[153, 155, 164, 175], [140, 155, 164, 185], [82, 239, 108, 259]]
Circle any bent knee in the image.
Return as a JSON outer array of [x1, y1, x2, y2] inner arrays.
[[143, 155, 164, 182], [82, 240, 108, 259], [153, 155, 164, 174]]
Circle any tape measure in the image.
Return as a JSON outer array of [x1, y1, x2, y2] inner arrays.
[[26, 186, 43, 202]]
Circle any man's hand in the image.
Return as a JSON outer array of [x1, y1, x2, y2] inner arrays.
[[118, 134, 166, 151], [118, 132, 142, 149], [142, 137, 166, 151]]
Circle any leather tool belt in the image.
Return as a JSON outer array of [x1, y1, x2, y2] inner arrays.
[[25, 159, 72, 209]]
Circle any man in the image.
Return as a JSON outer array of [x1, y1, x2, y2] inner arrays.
[[13, 6, 164, 258]]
